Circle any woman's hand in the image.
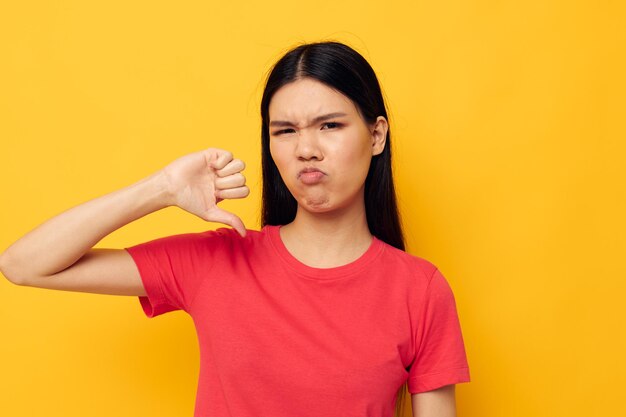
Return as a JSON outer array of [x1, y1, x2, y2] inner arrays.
[[161, 148, 250, 237]]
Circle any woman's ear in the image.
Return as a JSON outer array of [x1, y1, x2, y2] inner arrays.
[[371, 116, 388, 156]]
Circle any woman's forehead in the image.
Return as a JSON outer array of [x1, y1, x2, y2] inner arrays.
[[269, 87, 358, 124], [269, 79, 356, 117]]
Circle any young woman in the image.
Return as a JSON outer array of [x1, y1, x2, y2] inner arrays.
[[0, 41, 470, 417]]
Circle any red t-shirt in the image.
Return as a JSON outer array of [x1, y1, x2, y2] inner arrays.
[[125, 225, 470, 417]]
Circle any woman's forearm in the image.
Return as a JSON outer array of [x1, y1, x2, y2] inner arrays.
[[0, 170, 171, 281]]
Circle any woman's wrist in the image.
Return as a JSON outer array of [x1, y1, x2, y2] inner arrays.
[[140, 169, 176, 211]]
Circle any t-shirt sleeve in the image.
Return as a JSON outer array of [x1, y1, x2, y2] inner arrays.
[[124, 229, 227, 318], [407, 268, 471, 393]]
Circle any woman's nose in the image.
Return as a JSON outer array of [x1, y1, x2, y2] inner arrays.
[[295, 130, 323, 160]]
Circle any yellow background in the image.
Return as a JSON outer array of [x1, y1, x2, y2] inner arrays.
[[1, 1, 624, 416]]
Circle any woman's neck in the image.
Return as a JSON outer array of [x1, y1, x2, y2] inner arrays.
[[278, 203, 373, 268]]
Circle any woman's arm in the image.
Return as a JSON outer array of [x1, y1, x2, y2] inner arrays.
[[411, 384, 457, 417], [0, 171, 168, 286], [0, 148, 248, 295]]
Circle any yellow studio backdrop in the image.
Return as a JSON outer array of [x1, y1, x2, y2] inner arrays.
[[0, 1, 624, 416]]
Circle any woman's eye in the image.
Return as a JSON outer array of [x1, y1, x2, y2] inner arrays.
[[273, 123, 341, 136], [274, 129, 294, 135]]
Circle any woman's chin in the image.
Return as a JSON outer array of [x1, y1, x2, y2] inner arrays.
[[297, 196, 332, 212]]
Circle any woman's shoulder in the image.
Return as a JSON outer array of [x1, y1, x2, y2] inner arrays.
[[193, 225, 273, 249], [377, 239, 439, 282]]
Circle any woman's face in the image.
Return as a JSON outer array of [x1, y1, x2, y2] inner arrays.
[[268, 77, 388, 214]]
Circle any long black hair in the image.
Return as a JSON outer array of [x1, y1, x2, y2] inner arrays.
[[260, 41, 405, 252]]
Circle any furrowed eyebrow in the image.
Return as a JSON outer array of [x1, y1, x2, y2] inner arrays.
[[269, 112, 348, 127]]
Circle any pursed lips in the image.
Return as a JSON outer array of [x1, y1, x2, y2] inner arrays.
[[297, 167, 326, 178]]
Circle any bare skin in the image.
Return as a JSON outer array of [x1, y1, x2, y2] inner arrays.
[[267, 78, 387, 268], [411, 384, 457, 417], [0, 148, 249, 294]]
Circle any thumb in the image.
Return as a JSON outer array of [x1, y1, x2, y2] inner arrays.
[[204, 206, 247, 238], [208, 153, 219, 170]]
